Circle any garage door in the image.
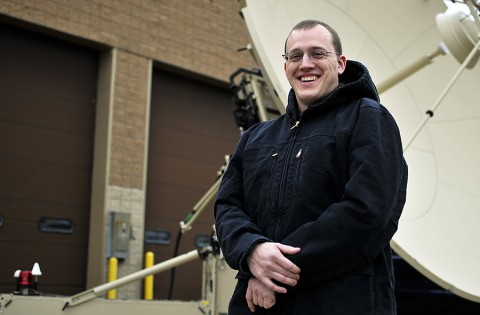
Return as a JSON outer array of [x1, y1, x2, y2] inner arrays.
[[146, 69, 239, 300], [0, 22, 98, 295]]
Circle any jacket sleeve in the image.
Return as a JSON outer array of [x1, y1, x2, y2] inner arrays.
[[282, 102, 408, 285], [214, 129, 271, 277]]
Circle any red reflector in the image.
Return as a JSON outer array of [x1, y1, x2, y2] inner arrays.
[[18, 271, 33, 286]]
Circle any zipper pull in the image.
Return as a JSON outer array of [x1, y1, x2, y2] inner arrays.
[[296, 149, 302, 158], [290, 121, 300, 129]]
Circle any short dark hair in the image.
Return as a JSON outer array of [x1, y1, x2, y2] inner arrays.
[[284, 20, 342, 55]]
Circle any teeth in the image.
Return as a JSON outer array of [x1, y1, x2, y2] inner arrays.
[[301, 76, 317, 82]]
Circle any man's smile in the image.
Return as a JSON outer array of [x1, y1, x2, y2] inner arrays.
[[300, 75, 318, 82]]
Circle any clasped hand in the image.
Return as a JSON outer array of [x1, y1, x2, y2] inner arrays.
[[246, 242, 301, 311]]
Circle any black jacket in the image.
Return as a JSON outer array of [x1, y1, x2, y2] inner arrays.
[[215, 61, 408, 314]]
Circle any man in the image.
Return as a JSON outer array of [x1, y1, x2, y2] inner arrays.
[[215, 19, 408, 314]]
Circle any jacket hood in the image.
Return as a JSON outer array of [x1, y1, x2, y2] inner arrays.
[[286, 60, 380, 119]]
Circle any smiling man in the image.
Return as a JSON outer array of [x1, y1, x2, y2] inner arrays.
[[283, 21, 346, 112], [215, 20, 408, 314]]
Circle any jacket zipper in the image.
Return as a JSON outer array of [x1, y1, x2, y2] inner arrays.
[[268, 152, 279, 205], [274, 120, 300, 241]]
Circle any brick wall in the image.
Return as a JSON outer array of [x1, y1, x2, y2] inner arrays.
[[0, 0, 257, 299], [0, 0, 256, 83], [110, 50, 151, 189]]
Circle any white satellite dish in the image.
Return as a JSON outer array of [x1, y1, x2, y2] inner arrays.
[[240, 0, 480, 302]]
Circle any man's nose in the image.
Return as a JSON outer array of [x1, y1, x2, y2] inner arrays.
[[300, 53, 315, 68]]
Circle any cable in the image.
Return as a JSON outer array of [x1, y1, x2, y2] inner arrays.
[[167, 228, 182, 300]]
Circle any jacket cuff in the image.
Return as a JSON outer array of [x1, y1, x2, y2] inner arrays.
[[238, 238, 270, 275]]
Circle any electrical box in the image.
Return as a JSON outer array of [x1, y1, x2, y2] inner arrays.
[[107, 212, 131, 260]]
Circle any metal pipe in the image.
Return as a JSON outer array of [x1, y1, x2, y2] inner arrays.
[[377, 44, 448, 94], [179, 155, 230, 234], [403, 36, 480, 152], [66, 249, 201, 309], [465, 0, 480, 29], [180, 176, 222, 234]]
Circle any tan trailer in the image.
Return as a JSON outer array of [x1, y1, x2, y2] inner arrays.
[[0, 248, 236, 315]]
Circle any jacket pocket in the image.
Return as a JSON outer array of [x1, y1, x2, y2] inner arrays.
[[295, 272, 374, 314]]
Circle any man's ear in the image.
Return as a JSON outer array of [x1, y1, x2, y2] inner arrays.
[[337, 55, 347, 75]]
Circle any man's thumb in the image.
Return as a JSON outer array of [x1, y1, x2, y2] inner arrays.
[[277, 243, 301, 255]]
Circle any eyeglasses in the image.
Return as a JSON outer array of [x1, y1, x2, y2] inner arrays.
[[282, 48, 340, 63]]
